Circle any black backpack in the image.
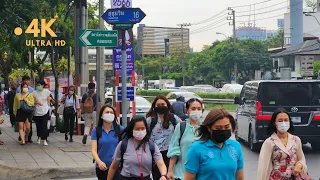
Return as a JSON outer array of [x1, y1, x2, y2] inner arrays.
[[178, 121, 187, 146], [119, 138, 155, 171]]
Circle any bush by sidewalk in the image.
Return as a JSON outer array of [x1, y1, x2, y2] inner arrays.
[[137, 90, 240, 99]]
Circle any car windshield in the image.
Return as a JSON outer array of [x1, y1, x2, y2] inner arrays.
[[136, 97, 151, 106], [259, 82, 320, 106], [179, 92, 200, 99]]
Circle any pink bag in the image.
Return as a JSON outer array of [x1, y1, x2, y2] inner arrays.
[[292, 173, 312, 180]]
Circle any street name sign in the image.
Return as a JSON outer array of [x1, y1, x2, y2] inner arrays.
[[114, 23, 134, 30], [116, 86, 135, 102], [79, 30, 118, 47], [102, 8, 146, 24]]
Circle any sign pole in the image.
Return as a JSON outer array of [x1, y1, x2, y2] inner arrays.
[[121, 30, 128, 127]]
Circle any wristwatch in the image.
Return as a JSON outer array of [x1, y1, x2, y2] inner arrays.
[[161, 174, 168, 179]]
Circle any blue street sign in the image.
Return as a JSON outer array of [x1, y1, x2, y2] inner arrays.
[[102, 8, 146, 24], [117, 86, 135, 102]]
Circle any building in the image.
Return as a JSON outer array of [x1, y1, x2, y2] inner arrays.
[[235, 26, 267, 40], [137, 24, 190, 56]]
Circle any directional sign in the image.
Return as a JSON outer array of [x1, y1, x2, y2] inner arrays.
[[102, 8, 146, 24], [116, 86, 135, 102], [79, 30, 118, 47], [113, 23, 134, 30]]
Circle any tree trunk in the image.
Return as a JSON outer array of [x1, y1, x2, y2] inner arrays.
[[50, 40, 59, 120]]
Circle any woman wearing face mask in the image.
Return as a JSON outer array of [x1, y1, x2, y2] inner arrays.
[[184, 108, 244, 180], [146, 94, 182, 180], [91, 105, 123, 180], [257, 108, 308, 180], [60, 86, 80, 142], [108, 116, 168, 180], [13, 83, 35, 145], [167, 98, 203, 180]]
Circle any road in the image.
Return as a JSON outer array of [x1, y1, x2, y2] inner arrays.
[[60, 110, 320, 180]]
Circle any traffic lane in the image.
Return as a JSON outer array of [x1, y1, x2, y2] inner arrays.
[[241, 141, 320, 179]]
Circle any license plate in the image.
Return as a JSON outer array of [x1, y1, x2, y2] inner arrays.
[[291, 117, 301, 123]]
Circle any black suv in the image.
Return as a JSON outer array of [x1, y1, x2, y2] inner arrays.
[[234, 80, 320, 152]]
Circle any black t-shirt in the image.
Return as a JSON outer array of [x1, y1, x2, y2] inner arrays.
[[7, 90, 16, 111]]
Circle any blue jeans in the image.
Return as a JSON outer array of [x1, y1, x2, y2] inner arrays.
[[3, 104, 8, 114]]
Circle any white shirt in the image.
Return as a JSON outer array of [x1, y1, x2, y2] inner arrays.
[[33, 89, 51, 116], [64, 94, 80, 110]]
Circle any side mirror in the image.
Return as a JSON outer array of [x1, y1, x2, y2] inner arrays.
[[234, 97, 240, 104]]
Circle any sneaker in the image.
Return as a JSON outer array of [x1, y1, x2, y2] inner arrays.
[[37, 138, 41, 144], [69, 138, 73, 143], [65, 134, 68, 141], [82, 135, 87, 145], [18, 136, 21, 141], [43, 141, 48, 146]]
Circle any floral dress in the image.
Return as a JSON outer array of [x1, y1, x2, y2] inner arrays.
[[257, 133, 307, 180]]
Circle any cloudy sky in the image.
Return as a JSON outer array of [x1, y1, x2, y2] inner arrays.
[[100, 0, 311, 52]]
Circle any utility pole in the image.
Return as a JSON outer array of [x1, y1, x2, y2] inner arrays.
[[96, 0, 104, 122], [228, 8, 238, 83], [178, 23, 191, 86], [121, 31, 128, 127], [80, 0, 89, 94]]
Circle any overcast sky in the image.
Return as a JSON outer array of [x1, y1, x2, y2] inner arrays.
[[99, 0, 311, 52]]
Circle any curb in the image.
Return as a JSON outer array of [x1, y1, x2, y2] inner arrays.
[[0, 164, 95, 180]]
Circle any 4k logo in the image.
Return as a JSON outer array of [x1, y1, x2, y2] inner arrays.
[[14, 19, 66, 47]]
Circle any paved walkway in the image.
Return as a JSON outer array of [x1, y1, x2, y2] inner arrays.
[[0, 115, 96, 180]]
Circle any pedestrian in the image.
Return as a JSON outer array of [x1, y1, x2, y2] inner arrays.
[[167, 98, 203, 180], [7, 82, 17, 127], [0, 118, 4, 145], [13, 83, 35, 145], [91, 105, 123, 180], [81, 82, 97, 145], [33, 80, 51, 146], [146, 94, 181, 180], [172, 94, 188, 121], [60, 86, 80, 142], [44, 84, 54, 133], [0, 96, 4, 118], [107, 116, 168, 180], [2, 88, 9, 115], [184, 108, 244, 180], [16, 75, 34, 143], [257, 108, 309, 180]]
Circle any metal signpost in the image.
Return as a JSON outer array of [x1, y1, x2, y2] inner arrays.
[[102, 7, 146, 127]]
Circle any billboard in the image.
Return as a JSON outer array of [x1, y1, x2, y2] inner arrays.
[[137, 25, 190, 55], [300, 56, 314, 77]]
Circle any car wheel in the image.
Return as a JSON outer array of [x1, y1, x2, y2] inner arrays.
[[248, 127, 260, 152], [311, 142, 320, 151]]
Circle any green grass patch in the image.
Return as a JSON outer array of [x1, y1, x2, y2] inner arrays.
[[204, 104, 237, 111]]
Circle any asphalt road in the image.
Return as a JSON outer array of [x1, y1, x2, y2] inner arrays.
[[60, 110, 320, 180]]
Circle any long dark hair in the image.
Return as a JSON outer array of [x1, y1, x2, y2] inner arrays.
[[197, 108, 235, 141], [122, 116, 150, 151], [96, 105, 121, 140], [186, 98, 203, 110], [146, 94, 173, 129], [268, 108, 294, 135]]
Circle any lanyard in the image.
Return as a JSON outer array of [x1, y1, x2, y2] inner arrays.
[[133, 141, 144, 180]]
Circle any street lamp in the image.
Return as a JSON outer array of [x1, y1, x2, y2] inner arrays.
[[216, 32, 228, 39], [304, 12, 320, 26]]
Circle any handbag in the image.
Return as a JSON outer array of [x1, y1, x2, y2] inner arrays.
[[292, 172, 313, 180], [57, 104, 64, 115], [20, 93, 34, 113], [64, 106, 75, 115]]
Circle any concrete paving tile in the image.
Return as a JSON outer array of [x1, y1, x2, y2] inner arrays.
[[15, 159, 36, 163], [34, 158, 55, 163], [18, 162, 38, 167], [36, 162, 58, 168], [3, 159, 16, 163], [76, 161, 94, 167], [4, 162, 18, 167], [57, 163, 79, 167]]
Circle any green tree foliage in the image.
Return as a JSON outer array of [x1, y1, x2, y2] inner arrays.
[[267, 30, 284, 48]]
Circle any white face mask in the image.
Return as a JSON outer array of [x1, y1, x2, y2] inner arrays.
[[133, 130, 147, 140], [189, 111, 202, 120], [276, 122, 290, 133], [69, 91, 74, 95], [102, 113, 115, 123]]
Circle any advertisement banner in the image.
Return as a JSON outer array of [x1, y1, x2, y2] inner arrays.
[[300, 56, 314, 77]]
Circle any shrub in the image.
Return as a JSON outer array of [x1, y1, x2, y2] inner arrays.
[[136, 90, 173, 96], [136, 90, 240, 99]]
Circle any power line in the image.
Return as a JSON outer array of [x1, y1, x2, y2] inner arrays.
[[236, 1, 287, 14], [190, 9, 227, 26], [190, 23, 229, 35], [236, 5, 288, 17], [230, 0, 272, 8], [191, 16, 227, 33]]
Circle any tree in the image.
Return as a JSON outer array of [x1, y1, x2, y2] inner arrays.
[[268, 30, 284, 48], [305, 0, 317, 12], [314, 60, 320, 76]]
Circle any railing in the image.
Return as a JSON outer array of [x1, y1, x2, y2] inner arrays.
[[275, 66, 295, 73], [142, 96, 234, 104]]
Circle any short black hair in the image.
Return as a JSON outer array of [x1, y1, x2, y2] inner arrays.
[[22, 75, 30, 81], [268, 108, 294, 135], [37, 80, 46, 85], [88, 82, 95, 89]]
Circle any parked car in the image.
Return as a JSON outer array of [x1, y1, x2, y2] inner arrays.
[[130, 96, 151, 117], [221, 84, 243, 93], [166, 92, 205, 110], [234, 80, 320, 152]]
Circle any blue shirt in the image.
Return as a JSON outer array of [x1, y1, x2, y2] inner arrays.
[[91, 124, 124, 168], [16, 86, 34, 93], [172, 101, 186, 120], [81, 90, 97, 111], [185, 139, 244, 180]]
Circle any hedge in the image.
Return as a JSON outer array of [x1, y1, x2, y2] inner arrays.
[[136, 90, 240, 99]]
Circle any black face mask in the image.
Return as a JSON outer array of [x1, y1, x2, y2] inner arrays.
[[154, 106, 168, 115], [211, 130, 231, 143]]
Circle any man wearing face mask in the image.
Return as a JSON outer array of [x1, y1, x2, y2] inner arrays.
[[184, 108, 244, 180], [7, 82, 17, 127]]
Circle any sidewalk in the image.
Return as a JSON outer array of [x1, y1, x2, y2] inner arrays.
[[0, 115, 95, 180]]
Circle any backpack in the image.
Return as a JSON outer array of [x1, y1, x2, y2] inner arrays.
[[179, 121, 187, 146], [83, 92, 96, 113], [119, 138, 155, 171], [149, 113, 177, 133]]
